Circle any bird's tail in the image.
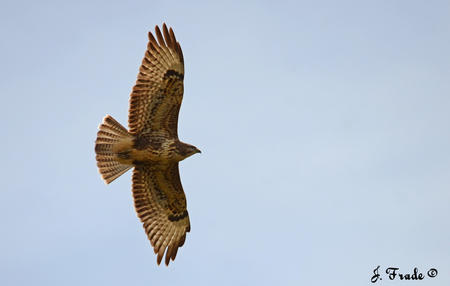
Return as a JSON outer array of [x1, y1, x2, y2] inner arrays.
[[95, 115, 133, 184]]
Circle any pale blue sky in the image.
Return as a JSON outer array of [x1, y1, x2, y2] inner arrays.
[[1, 1, 449, 285]]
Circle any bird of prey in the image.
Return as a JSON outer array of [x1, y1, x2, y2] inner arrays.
[[94, 23, 200, 266]]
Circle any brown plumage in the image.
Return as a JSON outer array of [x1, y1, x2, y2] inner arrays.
[[94, 23, 200, 266]]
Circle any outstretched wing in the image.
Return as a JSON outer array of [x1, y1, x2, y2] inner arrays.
[[128, 23, 184, 138], [132, 163, 191, 265]]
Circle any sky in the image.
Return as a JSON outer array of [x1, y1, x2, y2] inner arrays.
[[1, 0, 449, 285]]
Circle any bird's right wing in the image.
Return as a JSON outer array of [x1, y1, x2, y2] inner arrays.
[[128, 23, 185, 138]]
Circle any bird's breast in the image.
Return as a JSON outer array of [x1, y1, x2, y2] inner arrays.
[[130, 134, 180, 164]]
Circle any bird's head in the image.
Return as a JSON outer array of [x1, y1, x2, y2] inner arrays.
[[176, 142, 201, 160], [185, 144, 201, 157]]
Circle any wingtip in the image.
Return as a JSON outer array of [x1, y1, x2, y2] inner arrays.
[[154, 25, 166, 46], [156, 253, 163, 265], [154, 24, 160, 34]]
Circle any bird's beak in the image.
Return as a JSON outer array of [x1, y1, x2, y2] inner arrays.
[[196, 148, 202, 154]]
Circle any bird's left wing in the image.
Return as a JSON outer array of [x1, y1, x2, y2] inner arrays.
[[132, 163, 191, 265], [128, 23, 184, 138]]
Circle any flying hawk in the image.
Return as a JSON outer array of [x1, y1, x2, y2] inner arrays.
[[94, 23, 200, 266]]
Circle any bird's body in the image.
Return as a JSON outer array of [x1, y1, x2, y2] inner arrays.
[[113, 132, 196, 165], [94, 24, 200, 266]]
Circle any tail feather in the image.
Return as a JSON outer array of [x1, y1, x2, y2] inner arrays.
[[95, 115, 133, 184]]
